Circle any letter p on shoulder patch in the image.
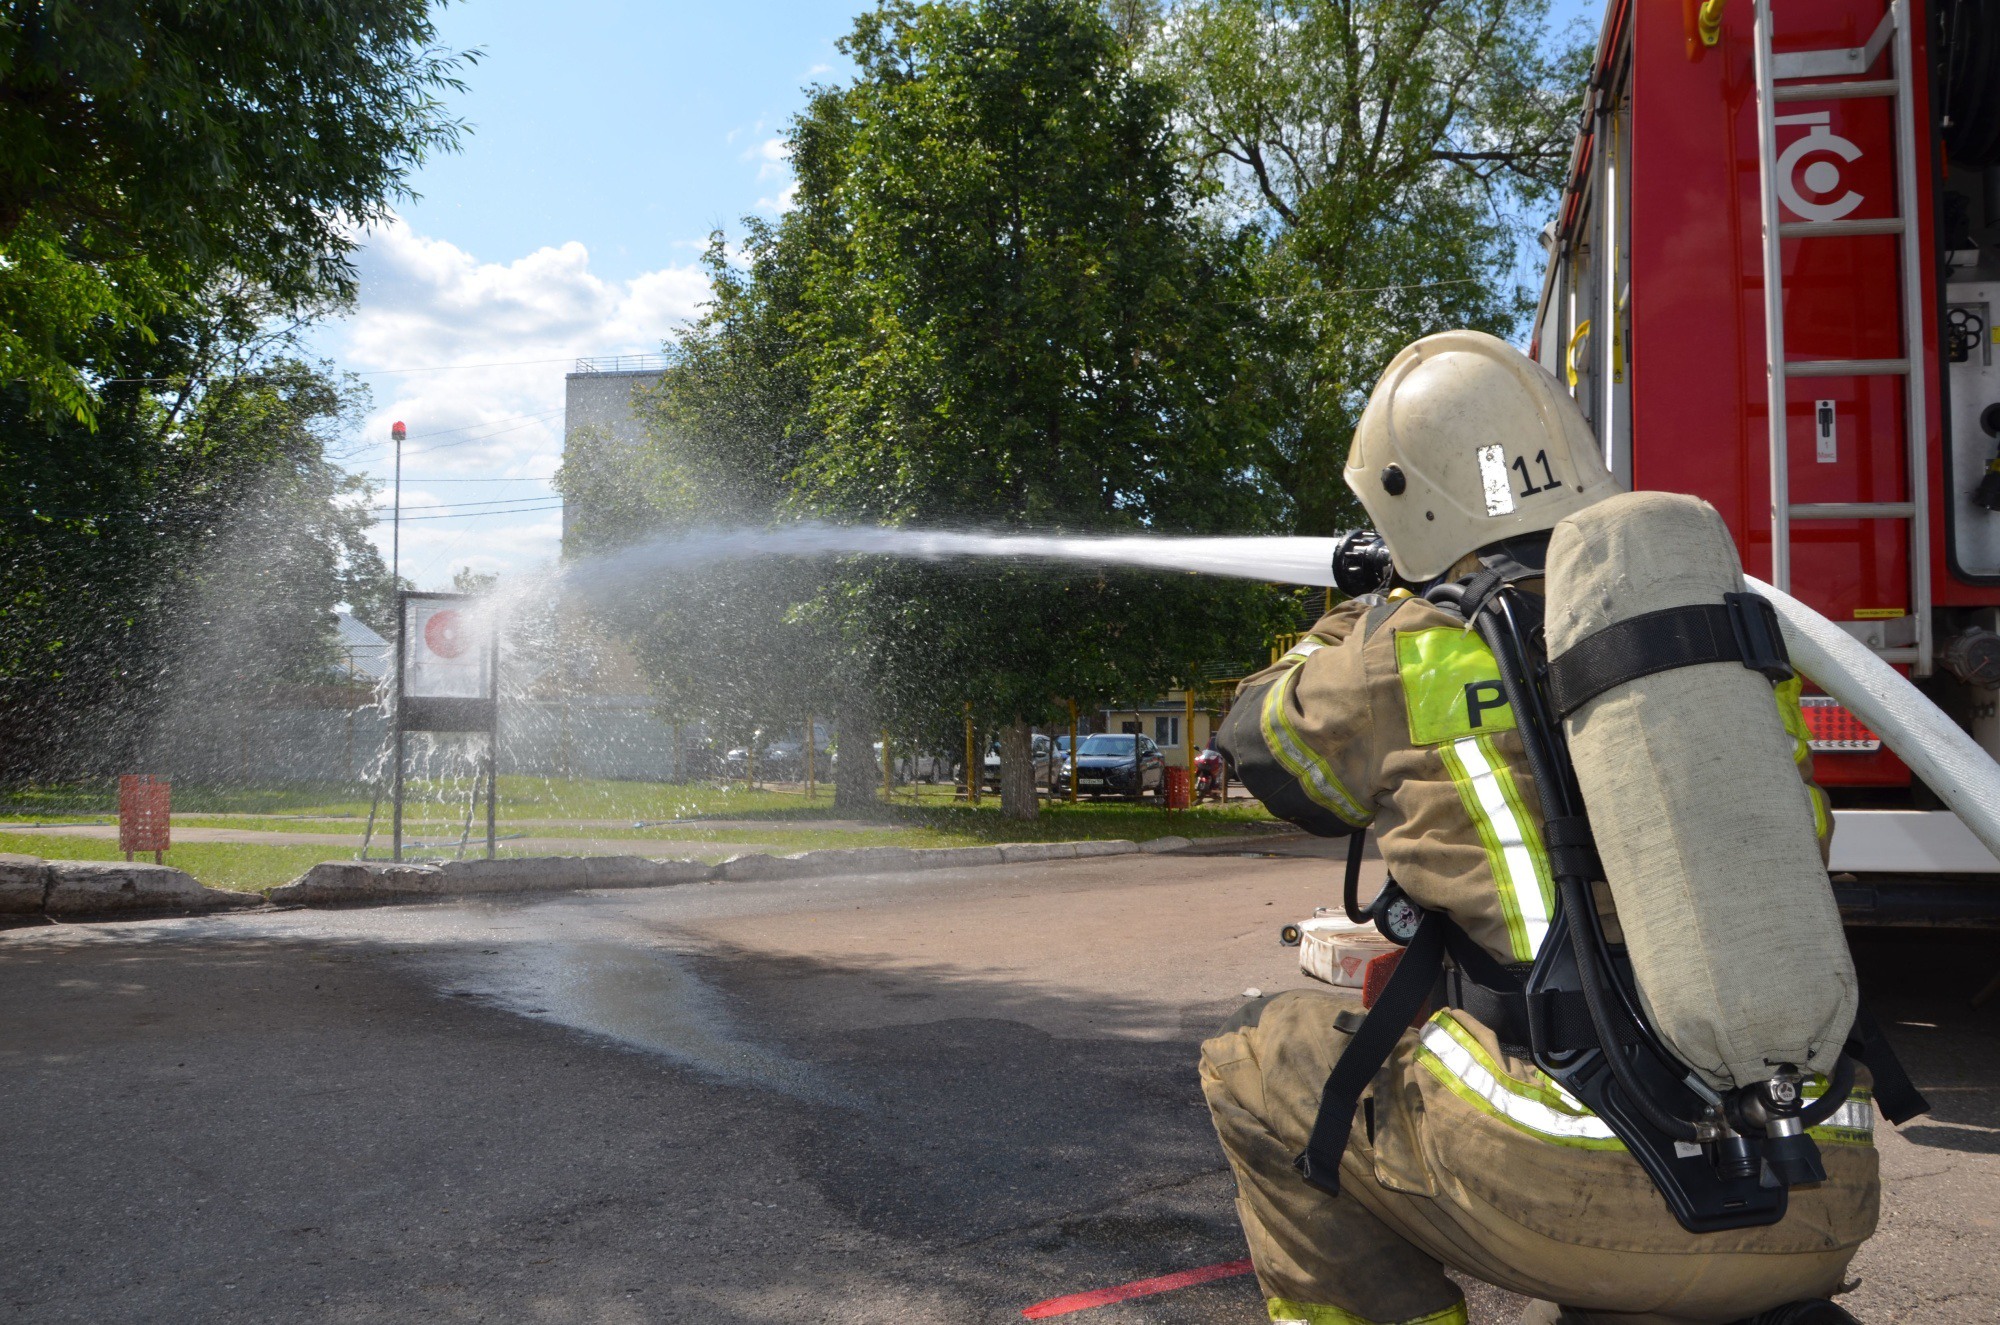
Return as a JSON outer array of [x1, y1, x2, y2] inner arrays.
[[1395, 627, 1517, 745]]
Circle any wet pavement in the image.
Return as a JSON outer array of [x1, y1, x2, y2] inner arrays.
[[1, 851, 1995, 1322]]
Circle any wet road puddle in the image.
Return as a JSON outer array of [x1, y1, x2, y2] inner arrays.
[[429, 938, 844, 1102]]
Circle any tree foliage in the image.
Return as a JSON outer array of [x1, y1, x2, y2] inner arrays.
[[582, 0, 1293, 817], [789, 0, 1276, 532], [0, 0, 464, 783], [0, 0, 470, 421], [1155, 0, 1586, 531], [797, 0, 1292, 817], [566, 0, 1584, 815], [0, 307, 394, 781]]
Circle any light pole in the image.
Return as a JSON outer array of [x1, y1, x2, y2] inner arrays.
[[390, 420, 406, 588], [388, 418, 407, 863]]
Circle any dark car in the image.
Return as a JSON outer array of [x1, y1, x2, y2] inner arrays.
[[1057, 732, 1167, 800]]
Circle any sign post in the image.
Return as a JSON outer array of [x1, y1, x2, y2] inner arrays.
[[393, 590, 499, 862]]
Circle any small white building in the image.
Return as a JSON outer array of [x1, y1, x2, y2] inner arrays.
[[335, 611, 392, 682]]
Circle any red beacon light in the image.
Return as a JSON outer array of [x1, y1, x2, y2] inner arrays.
[[391, 420, 407, 442]]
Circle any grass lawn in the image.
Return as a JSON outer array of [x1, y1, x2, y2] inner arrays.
[[1, 776, 865, 821], [1, 776, 1284, 894], [0, 832, 357, 894]]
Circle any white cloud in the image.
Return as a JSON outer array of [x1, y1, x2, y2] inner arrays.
[[757, 179, 801, 213], [754, 135, 790, 179], [748, 134, 798, 212], [325, 216, 708, 590]]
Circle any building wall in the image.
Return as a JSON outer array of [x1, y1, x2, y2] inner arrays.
[[562, 359, 666, 544], [1098, 690, 1223, 767]]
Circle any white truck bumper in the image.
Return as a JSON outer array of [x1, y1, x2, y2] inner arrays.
[[1830, 809, 2000, 874]]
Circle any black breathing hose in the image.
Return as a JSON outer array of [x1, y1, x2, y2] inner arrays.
[[1797, 1050, 1859, 1130], [1342, 828, 1371, 924]]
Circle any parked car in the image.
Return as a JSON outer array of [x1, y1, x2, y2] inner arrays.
[[885, 744, 953, 783], [981, 733, 1056, 789], [761, 739, 819, 781], [1057, 732, 1167, 800]]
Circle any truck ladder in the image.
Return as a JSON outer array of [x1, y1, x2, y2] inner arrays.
[[1751, 0, 1932, 673]]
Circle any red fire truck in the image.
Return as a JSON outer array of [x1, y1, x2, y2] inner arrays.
[[1530, 0, 2000, 919]]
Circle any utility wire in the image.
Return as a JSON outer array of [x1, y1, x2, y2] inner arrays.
[[351, 356, 593, 377], [366, 494, 565, 513], [75, 355, 604, 386], [384, 408, 563, 443], [401, 413, 566, 457], [399, 475, 556, 483], [388, 503, 564, 522]]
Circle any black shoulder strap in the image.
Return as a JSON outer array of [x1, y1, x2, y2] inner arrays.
[[1458, 553, 1544, 620], [1847, 1002, 1930, 1125], [1293, 911, 1446, 1194], [1546, 592, 1793, 717]]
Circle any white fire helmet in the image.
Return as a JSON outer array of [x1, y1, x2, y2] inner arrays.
[[1345, 330, 1624, 581]]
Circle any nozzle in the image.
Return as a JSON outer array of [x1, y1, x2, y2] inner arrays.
[[1331, 529, 1396, 598], [1975, 461, 2000, 514]]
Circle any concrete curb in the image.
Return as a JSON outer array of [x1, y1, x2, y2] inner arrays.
[[266, 855, 715, 906], [0, 854, 266, 919], [266, 833, 1206, 907], [1165, 829, 1337, 856], [0, 830, 1224, 919]]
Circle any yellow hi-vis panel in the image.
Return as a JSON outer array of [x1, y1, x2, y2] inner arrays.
[[1395, 628, 1516, 746]]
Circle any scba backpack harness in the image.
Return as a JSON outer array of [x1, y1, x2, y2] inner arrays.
[[1295, 505, 1926, 1235]]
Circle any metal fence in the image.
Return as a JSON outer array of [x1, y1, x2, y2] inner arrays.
[[571, 354, 668, 376], [141, 695, 698, 785]]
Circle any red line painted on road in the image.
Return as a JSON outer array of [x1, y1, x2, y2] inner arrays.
[[1021, 1258, 1256, 1319]]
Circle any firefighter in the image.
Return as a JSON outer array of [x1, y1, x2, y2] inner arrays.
[[1206, 331, 1879, 1325]]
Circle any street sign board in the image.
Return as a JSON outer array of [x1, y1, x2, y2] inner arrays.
[[399, 592, 496, 733], [389, 590, 499, 862], [404, 597, 491, 699]]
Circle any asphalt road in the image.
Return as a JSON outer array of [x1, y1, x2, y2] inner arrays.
[[2, 845, 1995, 1323]]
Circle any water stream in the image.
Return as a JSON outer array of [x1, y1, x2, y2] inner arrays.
[[552, 524, 1345, 599]]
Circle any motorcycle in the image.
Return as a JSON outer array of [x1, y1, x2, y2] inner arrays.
[[1194, 745, 1224, 800]]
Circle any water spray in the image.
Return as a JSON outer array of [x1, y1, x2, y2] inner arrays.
[[532, 520, 2000, 864]]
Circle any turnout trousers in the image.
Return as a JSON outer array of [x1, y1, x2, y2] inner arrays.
[[1199, 990, 1880, 1325]]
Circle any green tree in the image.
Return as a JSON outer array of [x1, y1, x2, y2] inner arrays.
[[560, 231, 884, 807], [451, 567, 499, 597], [1155, 0, 1586, 532], [0, 0, 464, 782], [0, 0, 470, 421], [158, 358, 394, 689], [784, 0, 1288, 819], [0, 315, 393, 781]]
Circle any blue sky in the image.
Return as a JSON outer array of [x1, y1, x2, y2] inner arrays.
[[396, 0, 865, 282], [326, 0, 1602, 589]]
